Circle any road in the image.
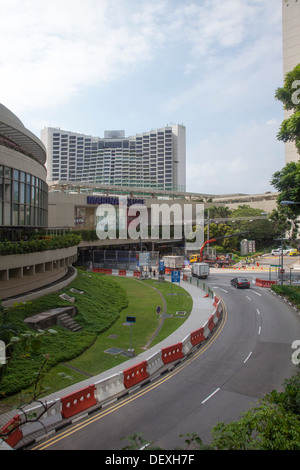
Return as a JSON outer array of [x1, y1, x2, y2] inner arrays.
[[31, 270, 300, 451]]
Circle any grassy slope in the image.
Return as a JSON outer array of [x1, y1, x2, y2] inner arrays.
[[0, 272, 193, 410]]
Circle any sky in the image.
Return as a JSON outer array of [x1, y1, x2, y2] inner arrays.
[[0, 0, 285, 196]]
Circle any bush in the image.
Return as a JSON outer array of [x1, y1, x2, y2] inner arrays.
[[0, 234, 81, 256], [0, 270, 128, 396], [271, 285, 300, 310]]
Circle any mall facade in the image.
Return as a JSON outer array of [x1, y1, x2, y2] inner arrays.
[[0, 104, 77, 302], [0, 103, 278, 301]]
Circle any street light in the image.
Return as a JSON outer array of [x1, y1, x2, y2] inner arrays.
[[280, 200, 300, 206]]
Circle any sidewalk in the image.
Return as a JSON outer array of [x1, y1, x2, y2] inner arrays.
[[0, 278, 215, 429]]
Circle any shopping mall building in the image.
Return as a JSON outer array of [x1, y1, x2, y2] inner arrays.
[[0, 103, 278, 301], [0, 104, 77, 302]]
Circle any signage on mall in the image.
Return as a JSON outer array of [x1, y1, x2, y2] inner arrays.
[[87, 196, 145, 206]]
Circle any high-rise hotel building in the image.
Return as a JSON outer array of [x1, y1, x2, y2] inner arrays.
[[41, 124, 186, 192], [282, 0, 300, 163]]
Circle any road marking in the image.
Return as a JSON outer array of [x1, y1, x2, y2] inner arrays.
[[201, 388, 220, 404], [258, 326, 261, 335], [256, 309, 261, 315], [244, 352, 252, 363], [246, 296, 251, 301], [252, 291, 262, 296], [213, 287, 228, 293]]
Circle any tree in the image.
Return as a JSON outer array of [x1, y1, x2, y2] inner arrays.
[[211, 368, 300, 450], [271, 162, 300, 239], [275, 63, 300, 154], [211, 401, 300, 450]]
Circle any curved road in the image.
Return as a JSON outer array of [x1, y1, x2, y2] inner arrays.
[[32, 272, 300, 450]]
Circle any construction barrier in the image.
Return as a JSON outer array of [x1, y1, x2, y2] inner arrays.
[[94, 373, 125, 402], [123, 361, 149, 389], [146, 350, 164, 376], [255, 279, 277, 288], [208, 313, 217, 332], [213, 296, 220, 308], [0, 414, 23, 448], [61, 385, 97, 419], [92, 268, 112, 274], [161, 343, 184, 364], [190, 327, 206, 347], [118, 270, 127, 276], [182, 334, 193, 355]]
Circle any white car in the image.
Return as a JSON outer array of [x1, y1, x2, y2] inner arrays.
[[272, 248, 289, 256]]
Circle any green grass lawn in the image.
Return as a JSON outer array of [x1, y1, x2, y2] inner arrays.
[[0, 272, 193, 412]]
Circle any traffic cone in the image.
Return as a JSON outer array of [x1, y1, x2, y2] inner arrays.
[[204, 294, 209, 298]]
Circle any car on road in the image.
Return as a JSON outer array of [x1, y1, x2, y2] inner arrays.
[[289, 249, 299, 256], [271, 248, 289, 256], [230, 277, 250, 289]]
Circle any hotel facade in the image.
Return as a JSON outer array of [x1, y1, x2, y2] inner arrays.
[[282, 0, 300, 164], [41, 124, 186, 193]]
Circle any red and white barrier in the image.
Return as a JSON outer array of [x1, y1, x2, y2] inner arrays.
[[61, 385, 97, 419], [95, 372, 125, 402], [123, 361, 149, 389], [255, 279, 277, 288]]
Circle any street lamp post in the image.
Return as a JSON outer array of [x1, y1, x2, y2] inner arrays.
[[280, 201, 300, 206]]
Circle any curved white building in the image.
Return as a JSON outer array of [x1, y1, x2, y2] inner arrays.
[[0, 103, 48, 233], [0, 104, 77, 302]]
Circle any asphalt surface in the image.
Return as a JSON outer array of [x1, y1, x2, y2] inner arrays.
[[29, 269, 300, 450]]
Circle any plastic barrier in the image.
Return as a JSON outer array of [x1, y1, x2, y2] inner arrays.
[[94, 373, 125, 402], [61, 385, 97, 419], [92, 268, 112, 274], [255, 279, 277, 288], [213, 296, 220, 308], [119, 270, 127, 276], [161, 343, 184, 364], [190, 327, 206, 346], [134, 271, 141, 277], [146, 351, 164, 376], [123, 361, 149, 389], [208, 313, 216, 332], [0, 414, 23, 448], [182, 334, 193, 355]]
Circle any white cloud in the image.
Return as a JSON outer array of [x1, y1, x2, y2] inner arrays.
[[0, 0, 285, 197], [186, 118, 284, 195], [0, 0, 166, 113]]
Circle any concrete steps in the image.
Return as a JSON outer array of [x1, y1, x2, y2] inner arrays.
[[57, 313, 82, 332]]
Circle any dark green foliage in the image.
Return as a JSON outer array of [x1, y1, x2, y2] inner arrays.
[[271, 285, 300, 310], [0, 270, 128, 396]]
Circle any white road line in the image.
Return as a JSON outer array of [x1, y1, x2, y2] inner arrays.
[[244, 352, 252, 363], [246, 296, 251, 301], [256, 309, 261, 315], [213, 287, 228, 293], [258, 326, 261, 335], [201, 388, 220, 404], [252, 291, 262, 296]]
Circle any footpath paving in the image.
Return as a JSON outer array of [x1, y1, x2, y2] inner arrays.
[[0, 277, 215, 433]]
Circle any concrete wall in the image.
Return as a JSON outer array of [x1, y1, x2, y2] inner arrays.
[[0, 246, 77, 300]]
